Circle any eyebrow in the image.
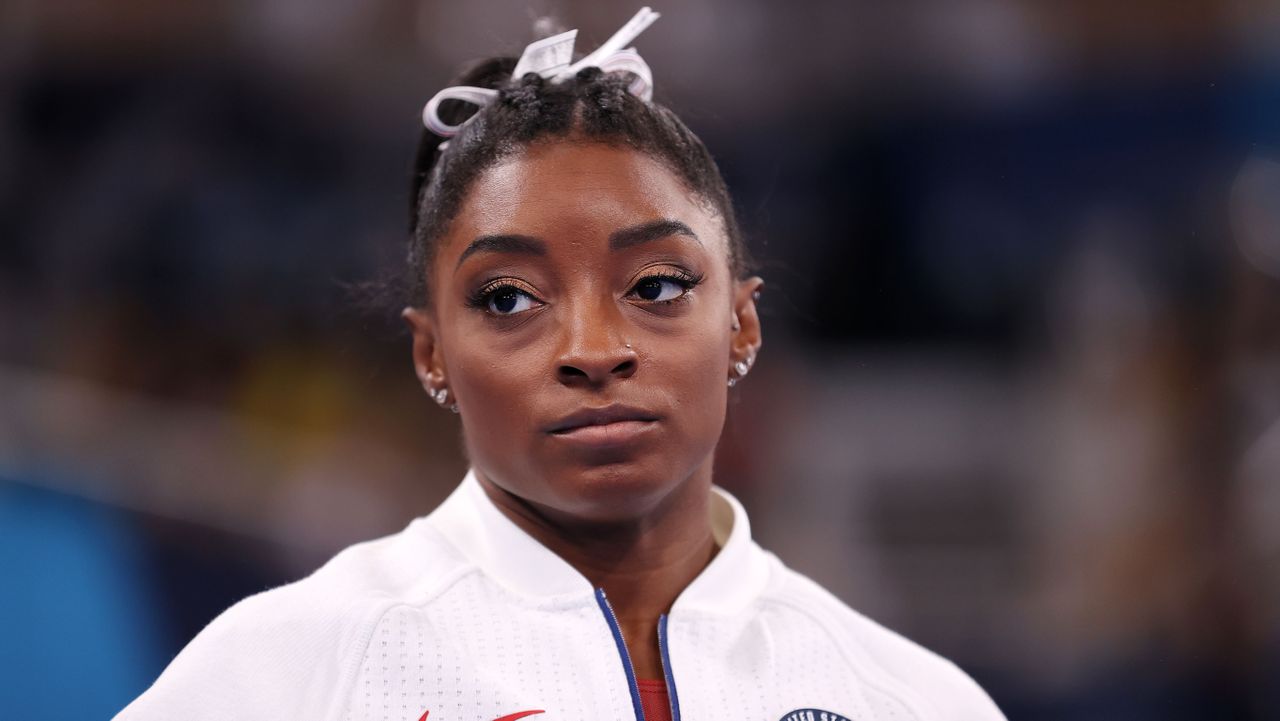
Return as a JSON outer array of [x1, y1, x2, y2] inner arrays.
[[609, 219, 701, 252], [454, 219, 701, 271]]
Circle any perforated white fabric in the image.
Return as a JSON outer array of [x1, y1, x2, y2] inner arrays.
[[344, 575, 628, 721], [115, 469, 1006, 721]]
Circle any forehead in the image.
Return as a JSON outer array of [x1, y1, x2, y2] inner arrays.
[[441, 141, 726, 259]]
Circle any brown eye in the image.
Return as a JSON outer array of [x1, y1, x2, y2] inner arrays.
[[630, 274, 695, 303], [490, 288, 525, 314], [469, 283, 541, 315], [635, 278, 665, 301]]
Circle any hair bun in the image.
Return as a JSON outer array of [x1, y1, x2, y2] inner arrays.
[[516, 72, 545, 89], [499, 73, 545, 116], [575, 66, 605, 84]]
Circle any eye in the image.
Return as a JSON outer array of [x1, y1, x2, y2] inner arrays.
[[629, 272, 701, 303], [468, 281, 543, 316]]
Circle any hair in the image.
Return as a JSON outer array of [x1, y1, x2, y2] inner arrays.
[[402, 54, 753, 309]]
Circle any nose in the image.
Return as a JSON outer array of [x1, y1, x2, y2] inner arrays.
[[555, 295, 638, 387]]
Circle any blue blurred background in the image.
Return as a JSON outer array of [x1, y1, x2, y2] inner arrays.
[[2, 1, 1279, 719]]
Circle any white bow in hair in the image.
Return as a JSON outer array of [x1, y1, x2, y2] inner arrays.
[[422, 7, 660, 143]]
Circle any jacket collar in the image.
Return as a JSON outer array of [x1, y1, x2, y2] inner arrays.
[[424, 467, 770, 616]]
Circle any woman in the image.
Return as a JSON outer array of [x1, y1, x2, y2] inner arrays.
[[117, 8, 1005, 721]]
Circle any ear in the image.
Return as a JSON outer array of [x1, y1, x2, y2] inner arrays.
[[729, 276, 765, 370], [401, 306, 447, 394]]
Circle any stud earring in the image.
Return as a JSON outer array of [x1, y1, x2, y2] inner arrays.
[[431, 387, 460, 413], [729, 351, 756, 388]]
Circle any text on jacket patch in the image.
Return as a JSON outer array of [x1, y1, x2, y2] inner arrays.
[[778, 710, 852, 721]]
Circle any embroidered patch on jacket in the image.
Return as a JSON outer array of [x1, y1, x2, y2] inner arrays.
[[777, 710, 851, 721]]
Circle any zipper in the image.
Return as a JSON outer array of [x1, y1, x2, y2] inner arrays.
[[595, 588, 645, 721], [594, 588, 684, 721], [657, 613, 683, 721]]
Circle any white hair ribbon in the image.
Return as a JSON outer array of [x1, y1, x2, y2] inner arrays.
[[422, 7, 661, 143]]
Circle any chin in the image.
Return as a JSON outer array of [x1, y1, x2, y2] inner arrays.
[[548, 457, 683, 523]]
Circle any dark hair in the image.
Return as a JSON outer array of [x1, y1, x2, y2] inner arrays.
[[403, 55, 752, 308]]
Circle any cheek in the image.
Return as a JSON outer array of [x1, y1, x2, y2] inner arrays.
[[651, 308, 732, 436], [449, 341, 542, 431], [672, 317, 728, 379], [449, 346, 551, 482]]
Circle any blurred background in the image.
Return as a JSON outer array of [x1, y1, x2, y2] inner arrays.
[[2, 0, 1279, 718]]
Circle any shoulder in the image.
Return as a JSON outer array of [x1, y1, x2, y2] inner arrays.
[[114, 518, 472, 721], [761, 554, 1006, 721]]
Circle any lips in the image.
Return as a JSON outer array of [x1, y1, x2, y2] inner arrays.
[[546, 404, 660, 434]]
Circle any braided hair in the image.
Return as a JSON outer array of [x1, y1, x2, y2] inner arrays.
[[405, 57, 752, 309]]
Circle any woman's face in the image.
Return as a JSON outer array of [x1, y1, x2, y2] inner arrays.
[[404, 141, 763, 524]]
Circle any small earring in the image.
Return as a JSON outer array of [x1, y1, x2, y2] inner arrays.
[[729, 355, 752, 388], [433, 387, 460, 413]]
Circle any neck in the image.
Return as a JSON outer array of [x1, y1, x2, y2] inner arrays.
[[478, 463, 718, 608], [475, 462, 720, 678]]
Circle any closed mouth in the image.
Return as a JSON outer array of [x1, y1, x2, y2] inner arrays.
[[546, 404, 660, 434]]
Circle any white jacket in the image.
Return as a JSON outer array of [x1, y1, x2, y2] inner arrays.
[[115, 469, 1006, 721]]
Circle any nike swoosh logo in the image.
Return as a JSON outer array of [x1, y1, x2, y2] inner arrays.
[[414, 706, 545, 717], [416, 708, 544, 721]]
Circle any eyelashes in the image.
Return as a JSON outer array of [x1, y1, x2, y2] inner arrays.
[[467, 279, 541, 315], [466, 268, 705, 317]]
